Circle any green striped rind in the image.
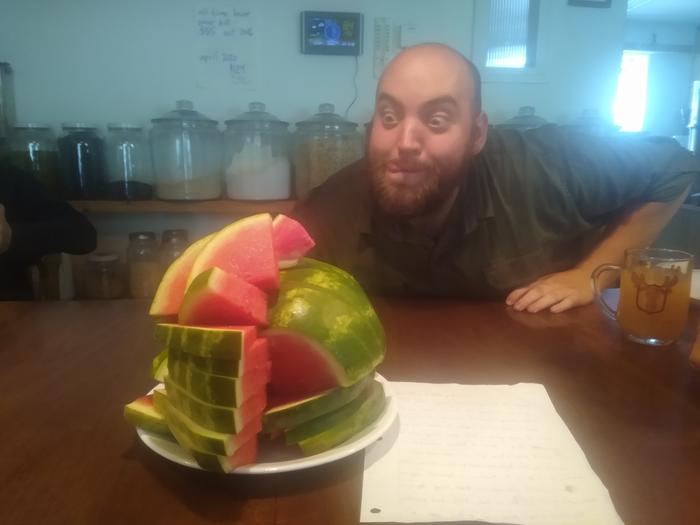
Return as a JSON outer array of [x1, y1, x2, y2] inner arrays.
[[296, 380, 386, 456], [268, 286, 383, 386], [154, 324, 255, 359], [151, 349, 168, 382], [167, 353, 268, 407], [163, 376, 263, 433], [286, 258, 385, 345], [168, 345, 246, 378], [124, 396, 171, 436], [263, 375, 371, 433], [153, 388, 234, 456]]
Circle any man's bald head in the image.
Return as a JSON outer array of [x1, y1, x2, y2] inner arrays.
[[378, 43, 482, 115]]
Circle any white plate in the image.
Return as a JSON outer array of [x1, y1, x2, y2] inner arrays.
[[136, 373, 397, 474], [691, 270, 700, 303]]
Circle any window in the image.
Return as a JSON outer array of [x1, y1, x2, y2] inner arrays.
[[612, 51, 649, 132], [485, 0, 539, 69]]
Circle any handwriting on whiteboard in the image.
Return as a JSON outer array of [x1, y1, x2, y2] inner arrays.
[[195, 2, 257, 88]]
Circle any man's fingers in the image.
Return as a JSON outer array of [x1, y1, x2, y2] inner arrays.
[[524, 292, 564, 313], [505, 287, 529, 306], [512, 286, 549, 311], [550, 296, 578, 313]]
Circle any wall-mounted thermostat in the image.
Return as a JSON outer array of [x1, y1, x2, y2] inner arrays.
[[300, 11, 363, 56]]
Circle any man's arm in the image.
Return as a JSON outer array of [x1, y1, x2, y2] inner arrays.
[[506, 190, 689, 313]]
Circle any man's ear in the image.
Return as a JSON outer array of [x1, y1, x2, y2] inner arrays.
[[471, 112, 489, 155]]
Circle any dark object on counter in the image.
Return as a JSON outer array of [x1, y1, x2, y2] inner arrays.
[[0, 160, 97, 300], [58, 123, 105, 200]]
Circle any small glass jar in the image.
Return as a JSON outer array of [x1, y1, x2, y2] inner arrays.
[[84, 252, 125, 299], [58, 123, 105, 200], [104, 123, 153, 200], [294, 104, 363, 199], [8, 123, 61, 196], [160, 229, 189, 269], [127, 231, 160, 298]]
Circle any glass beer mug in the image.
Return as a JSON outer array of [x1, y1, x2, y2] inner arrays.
[[592, 248, 693, 346]]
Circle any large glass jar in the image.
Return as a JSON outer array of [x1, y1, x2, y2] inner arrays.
[[150, 100, 222, 200], [223, 102, 291, 200], [7, 123, 61, 196], [127, 231, 160, 298], [497, 106, 548, 131], [58, 123, 105, 200], [104, 124, 153, 200], [160, 229, 189, 269], [294, 103, 363, 199], [84, 252, 125, 299]]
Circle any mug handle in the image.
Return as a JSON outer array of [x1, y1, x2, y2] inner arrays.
[[591, 264, 621, 320]]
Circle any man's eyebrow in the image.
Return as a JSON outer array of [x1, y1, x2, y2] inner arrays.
[[422, 96, 459, 109], [376, 92, 401, 107]]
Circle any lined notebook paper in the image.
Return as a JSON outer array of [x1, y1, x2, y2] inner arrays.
[[361, 382, 623, 525]]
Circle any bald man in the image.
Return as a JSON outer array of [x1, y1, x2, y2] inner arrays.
[[293, 44, 698, 313]]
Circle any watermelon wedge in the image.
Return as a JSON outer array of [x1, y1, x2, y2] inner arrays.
[[149, 233, 214, 319], [272, 214, 315, 268], [178, 268, 268, 326], [187, 213, 279, 292], [171, 338, 269, 378], [190, 439, 258, 473], [154, 324, 258, 360], [124, 394, 171, 436]]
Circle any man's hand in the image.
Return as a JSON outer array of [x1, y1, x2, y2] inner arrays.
[[505, 268, 593, 314], [0, 204, 12, 255]]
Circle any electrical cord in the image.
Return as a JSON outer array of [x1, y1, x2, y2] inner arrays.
[[345, 54, 359, 119]]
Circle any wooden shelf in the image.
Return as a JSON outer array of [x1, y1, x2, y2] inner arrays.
[[69, 199, 297, 215]]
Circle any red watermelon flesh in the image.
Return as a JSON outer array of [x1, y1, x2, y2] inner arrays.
[[272, 214, 315, 267], [265, 331, 343, 407], [188, 213, 279, 292], [149, 233, 214, 318], [191, 436, 259, 473], [178, 268, 267, 327]]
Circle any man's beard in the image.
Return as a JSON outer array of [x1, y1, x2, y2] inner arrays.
[[368, 152, 469, 218]]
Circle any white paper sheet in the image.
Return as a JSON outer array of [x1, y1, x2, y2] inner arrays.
[[361, 382, 623, 525]]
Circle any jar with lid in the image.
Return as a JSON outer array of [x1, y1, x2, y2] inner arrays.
[[127, 231, 160, 298], [84, 252, 125, 299], [160, 229, 189, 269], [58, 123, 105, 199], [7, 123, 61, 196], [104, 124, 153, 200], [497, 106, 548, 132], [223, 102, 291, 200], [150, 100, 222, 200], [293, 104, 363, 199]]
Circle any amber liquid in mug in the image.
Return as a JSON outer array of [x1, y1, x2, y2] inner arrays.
[[617, 264, 691, 343]]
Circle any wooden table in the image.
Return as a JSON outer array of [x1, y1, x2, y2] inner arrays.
[[1, 298, 699, 525]]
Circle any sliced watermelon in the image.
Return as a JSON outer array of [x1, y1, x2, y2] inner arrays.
[[190, 438, 258, 473], [164, 376, 267, 433], [168, 358, 271, 407], [149, 233, 214, 318], [172, 337, 269, 377], [272, 214, 315, 268], [187, 213, 279, 292], [263, 375, 371, 432], [151, 349, 168, 382], [178, 268, 268, 326], [290, 380, 386, 456], [153, 388, 261, 456], [154, 324, 257, 360], [124, 394, 171, 436]]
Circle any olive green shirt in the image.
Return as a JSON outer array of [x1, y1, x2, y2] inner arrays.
[[292, 126, 698, 298]]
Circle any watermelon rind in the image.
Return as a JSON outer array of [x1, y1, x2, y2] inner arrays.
[[263, 375, 372, 433], [124, 395, 171, 437], [167, 338, 268, 378], [151, 349, 168, 382], [154, 324, 256, 360], [294, 380, 386, 456]]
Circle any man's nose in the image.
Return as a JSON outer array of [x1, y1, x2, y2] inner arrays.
[[397, 120, 422, 156]]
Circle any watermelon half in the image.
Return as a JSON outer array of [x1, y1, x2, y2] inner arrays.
[[272, 214, 315, 268], [187, 213, 279, 292]]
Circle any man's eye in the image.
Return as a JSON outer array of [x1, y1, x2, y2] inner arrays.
[[428, 115, 450, 131], [381, 113, 399, 127]]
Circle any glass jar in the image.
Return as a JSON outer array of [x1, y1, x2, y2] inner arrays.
[[104, 124, 153, 200], [58, 123, 105, 200], [84, 252, 125, 299], [160, 229, 189, 269], [7, 123, 61, 196], [497, 106, 548, 131], [223, 102, 291, 200], [127, 231, 160, 298], [294, 103, 363, 199], [150, 100, 222, 200]]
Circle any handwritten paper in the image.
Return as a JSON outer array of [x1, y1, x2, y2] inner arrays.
[[361, 382, 623, 525], [195, 1, 257, 89]]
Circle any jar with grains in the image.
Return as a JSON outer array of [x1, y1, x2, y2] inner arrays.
[[84, 252, 125, 299], [58, 123, 105, 200], [160, 229, 189, 269], [127, 231, 160, 298], [293, 103, 363, 199]]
